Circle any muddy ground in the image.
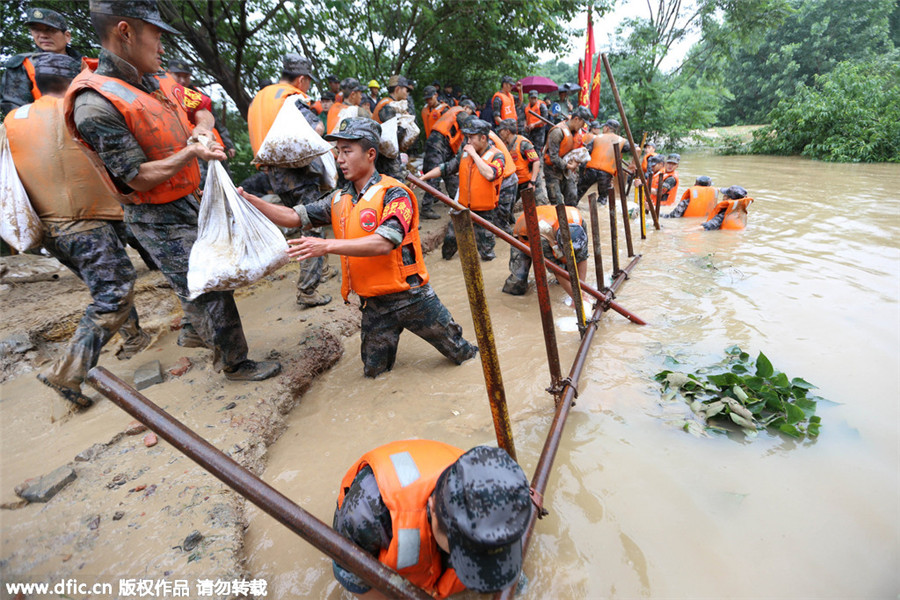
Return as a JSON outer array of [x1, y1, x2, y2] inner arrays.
[[0, 203, 451, 600]]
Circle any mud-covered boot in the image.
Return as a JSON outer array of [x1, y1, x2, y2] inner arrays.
[[116, 330, 151, 360], [502, 275, 528, 295], [37, 373, 93, 410], [224, 359, 282, 381], [421, 207, 441, 220], [177, 324, 209, 348], [297, 290, 332, 308]]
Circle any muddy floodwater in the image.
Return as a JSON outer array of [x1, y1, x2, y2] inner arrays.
[[242, 152, 899, 599]]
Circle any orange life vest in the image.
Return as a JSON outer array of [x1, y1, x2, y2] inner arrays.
[[338, 440, 467, 599], [509, 135, 536, 184], [248, 82, 306, 155], [64, 65, 200, 205], [544, 122, 583, 166], [373, 97, 392, 123], [156, 73, 226, 148], [22, 56, 41, 102], [513, 205, 583, 240], [326, 101, 346, 135], [708, 198, 754, 230], [656, 170, 679, 206], [431, 106, 466, 153], [525, 102, 544, 129], [488, 131, 516, 179], [330, 176, 429, 301], [459, 146, 502, 211], [492, 91, 516, 121], [641, 150, 656, 174], [680, 186, 718, 217], [422, 102, 449, 138], [6, 96, 124, 220], [586, 132, 625, 176]]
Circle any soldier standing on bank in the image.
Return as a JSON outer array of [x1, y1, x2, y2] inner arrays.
[[65, 0, 280, 382], [420, 99, 477, 219]]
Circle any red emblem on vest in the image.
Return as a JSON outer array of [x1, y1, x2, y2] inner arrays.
[[359, 208, 378, 232]]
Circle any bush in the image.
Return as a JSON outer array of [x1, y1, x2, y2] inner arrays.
[[748, 56, 900, 162]]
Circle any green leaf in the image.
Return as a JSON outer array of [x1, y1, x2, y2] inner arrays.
[[771, 372, 791, 389], [732, 385, 749, 402], [744, 376, 766, 392], [756, 352, 774, 378], [791, 377, 817, 390], [730, 413, 757, 429], [785, 403, 805, 425], [731, 364, 749, 374], [778, 423, 802, 438], [725, 345, 742, 355]]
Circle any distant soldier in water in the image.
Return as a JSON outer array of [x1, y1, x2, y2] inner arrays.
[[703, 186, 754, 230]]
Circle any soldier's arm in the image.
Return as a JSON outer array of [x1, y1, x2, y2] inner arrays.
[[237, 188, 303, 229], [547, 129, 567, 171], [492, 95, 502, 124], [521, 139, 540, 184], [0, 59, 34, 116]]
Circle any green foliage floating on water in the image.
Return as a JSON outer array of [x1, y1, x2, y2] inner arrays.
[[655, 346, 822, 440]]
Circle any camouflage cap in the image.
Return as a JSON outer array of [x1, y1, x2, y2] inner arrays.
[[647, 154, 665, 168], [321, 91, 336, 101], [30, 52, 80, 79], [89, 0, 180, 34], [589, 121, 601, 130], [434, 446, 531, 593], [324, 117, 381, 147], [497, 118, 518, 133], [720, 185, 748, 199], [695, 175, 713, 187], [283, 53, 316, 81], [501, 75, 516, 85], [387, 75, 412, 91], [25, 7, 68, 31], [461, 118, 491, 136], [340, 77, 362, 94], [459, 98, 477, 112], [665, 153, 680, 163], [167, 59, 192, 74], [603, 118, 620, 131], [422, 85, 438, 99], [528, 90, 538, 98], [572, 106, 593, 122], [557, 223, 588, 256], [326, 73, 339, 83]]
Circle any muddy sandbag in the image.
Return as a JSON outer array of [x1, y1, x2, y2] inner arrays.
[[331, 105, 359, 134], [319, 150, 338, 189], [252, 99, 332, 169], [187, 161, 289, 299], [379, 117, 400, 159], [0, 126, 42, 252], [566, 147, 591, 165]]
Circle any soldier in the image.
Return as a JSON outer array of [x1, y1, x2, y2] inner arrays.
[[317, 90, 335, 131], [491, 75, 519, 129], [326, 77, 372, 134], [524, 89, 549, 151], [653, 153, 681, 208], [165, 59, 235, 159], [65, 0, 280, 381], [665, 175, 718, 218], [4, 53, 150, 409], [333, 440, 531, 597], [239, 118, 478, 378], [1, 7, 83, 116], [703, 186, 754, 230], [420, 85, 449, 139], [420, 99, 477, 219], [502, 205, 589, 302], [550, 83, 575, 120], [577, 118, 630, 202], [544, 105, 591, 207], [421, 118, 507, 261], [247, 53, 334, 308], [325, 73, 343, 103], [373, 74, 414, 179], [496, 118, 541, 211]]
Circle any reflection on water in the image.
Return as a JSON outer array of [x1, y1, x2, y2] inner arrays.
[[245, 152, 900, 598]]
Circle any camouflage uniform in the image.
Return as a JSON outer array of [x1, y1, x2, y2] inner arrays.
[[544, 125, 579, 207], [497, 173, 519, 230], [375, 98, 409, 180], [69, 49, 250, 372], [503, 224, 589, 295], [422, 126, 461, 212], [524, 101, 549, 150], [298, 170, 477, 377]]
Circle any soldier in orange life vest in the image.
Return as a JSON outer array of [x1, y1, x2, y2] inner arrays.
[[420, 99, 478, 220], [1, 7, 83, 116], [165, 59, 235, 158], [65, 0, 280, 382], [496, 118, 540, 224], [544, 105, 591, 207], [653, 153, 680, 208], [420, 85, 448, 139], [373, 74, 414, 179], [326, 77, 371, 135], [5, 52, 150, 409], [333, 440, 532, 597], [703, 185, 754, 230], [524, 90, 549, 150], [577, 118, 630, 203], [238, 118, 477, 378], [665, 175, 718, 218], [248, 53, 334, 308], [491, 75, 519, 130], [420, 119, 507, 261], [503, 205, 589, 301], [325, 73, 343, 103], [640, 141, 657, 178]]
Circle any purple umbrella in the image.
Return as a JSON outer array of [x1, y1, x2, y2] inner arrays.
[[517, 76, 558, 94]]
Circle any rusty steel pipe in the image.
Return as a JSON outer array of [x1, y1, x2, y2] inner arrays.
[[601, 53, 660, 230], [494, 253, 641, 600], [407, 175, 646, 325], [586, 192, 606, 290], [85, 367, 435, 600], [606, 187, 620, 275], [449, 209, 517, 460], [554, 203, 587, 336], [520, 187, 563, 392], [613, 142, 635, 258]]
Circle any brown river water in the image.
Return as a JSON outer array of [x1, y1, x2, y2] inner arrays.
[[244, 152, 900, 599]]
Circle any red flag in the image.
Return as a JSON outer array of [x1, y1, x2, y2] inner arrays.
[[581, 8, 594, 108], [578, 58, 586, 106], [590, 54, 602, 117]]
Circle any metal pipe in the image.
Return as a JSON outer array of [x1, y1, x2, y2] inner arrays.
[[601, 53, 661, 230], [85, 367, 435, 600], [519, 187, 562, 392], [449, 209, 516, 460], [637, 133, 648, 240], [407, 175, 647, 326], [607, 187, 620, 275], [613, 142, 635, 257], [554, 203, 586, 336], [586, 192, 605, 290]]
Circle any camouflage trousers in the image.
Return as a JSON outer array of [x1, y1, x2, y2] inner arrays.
[[502, 237, 587, 295], [577, 168, 614, 204], [442, 207, 503, 261], [124, 206, 248, 372], [359, 286, 477, 378], [527, 128, 546, 153], [497, 174, 519, 230], [422, 132, 459, 210], [40, 222, 145, 391], [545, 167, 579, 207]]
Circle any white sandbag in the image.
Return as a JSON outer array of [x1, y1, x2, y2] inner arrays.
[[566, 147, 591, 164], [379, 117, 400, 159], [396, 113, 420, 151], [252, 99, 332, 168], [330, 105, 359, 134], [187, 160, 289, 299], [0, 126, 42, 252], [387, 100, 410, 115], [319, 149, 338, 189]]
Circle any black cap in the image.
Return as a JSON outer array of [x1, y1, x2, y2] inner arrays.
[[167, 59, 192, 75], [461, 118, 491, 136], [497, 119, 518, 133], [603, 118, 620, 131], [720, 185, 748, 199], [321, 91, 336, 101], [572, 106, 592, 121], [434, 446, 531, 593], [423, 85, 438, 99], [340, 77, 362, 94], [501, 75, 516, 85], [324, 117, 381, 147], [326, 73, 340, 83], [25, 7, 68, 31], [30, 52, 80, 79], [695, 175, 713, 186], [283, 53, 317, 82], [89, 0, 180, 34]]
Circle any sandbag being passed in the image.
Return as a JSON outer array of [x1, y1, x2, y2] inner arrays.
[[379, 117, 400, 159], [0, 125, 42, 252], [252, 98, 332, 169], [330, 105, 359, 134], [187, 160, 289, 299]]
